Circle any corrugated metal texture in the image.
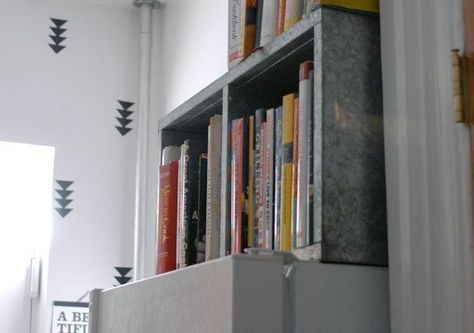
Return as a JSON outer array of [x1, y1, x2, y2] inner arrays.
[[380, 0, 474, 331]]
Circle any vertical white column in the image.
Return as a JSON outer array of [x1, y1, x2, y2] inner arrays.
[[132, 0, 159, 281]]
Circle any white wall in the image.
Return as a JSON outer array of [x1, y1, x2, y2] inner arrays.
[[153, 0, 228, 115], [0, 1, 139, 332]]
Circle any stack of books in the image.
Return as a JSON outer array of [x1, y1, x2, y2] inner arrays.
[[156, 115, 222, 274]]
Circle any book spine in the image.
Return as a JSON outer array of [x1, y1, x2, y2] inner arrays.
[[254, 109, 266, 248], [255, 0, 264, 48], [291, 97, 299, 248], [284, 0, 303, 32], [177, 143, 186, 268], [241, 0, 258, 58], [248, 115, 255, 247], [231, 118, 249, 254], [206, 115, 222, 261], [196, 154, 208, 263], [303, 0, 313, 17], [156, 160, 179, 274], [297, 61, 314, 248], [307, 69, 314, 245], [259, 0, 279, 47], [264, 109, 275, 249], [273, 106, 283, 251], [277, 0, 286, 35], [228, 0, 242, 69], [181, 140, 200, 267], [280, 93, 295, 251], [231, 119, 243, 254]]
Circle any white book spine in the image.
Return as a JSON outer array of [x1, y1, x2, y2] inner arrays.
[[259, 0, 279, 47], [228, 0, 242, 68], [284, 0, 303, 31], [177, 143, 187, 268], [264, 109, 275, 249], [205, 115, 222, 260], [296, 65, 311, 248]]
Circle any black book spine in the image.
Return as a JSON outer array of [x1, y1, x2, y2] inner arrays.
[[182, 139, 202, 266], [196, 154, 208, 263]]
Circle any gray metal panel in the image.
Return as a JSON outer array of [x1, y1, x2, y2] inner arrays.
[[95, 255, 284, 333], [232, 256, 284, 333], [289, 261, 390, 333], [318, 8, 387, 265]]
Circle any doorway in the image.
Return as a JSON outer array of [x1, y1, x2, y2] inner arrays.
[[0, 141, 55, 333]]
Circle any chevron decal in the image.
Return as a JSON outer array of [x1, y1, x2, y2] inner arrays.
[[48, 18, 67, 54], [115, 100, 134, 136], [114, 266, 132, 286], [54, 180, 74, 218]]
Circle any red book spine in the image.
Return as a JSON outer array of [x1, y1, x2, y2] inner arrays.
[[156, 160, 179, 274], [231, 119, 244, 254]]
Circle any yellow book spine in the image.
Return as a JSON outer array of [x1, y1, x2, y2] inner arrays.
[[280, 93, 295, 251], [320, 0, 379, 13]]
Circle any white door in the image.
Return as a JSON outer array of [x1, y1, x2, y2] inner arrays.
[[0, 141, 55, 333]]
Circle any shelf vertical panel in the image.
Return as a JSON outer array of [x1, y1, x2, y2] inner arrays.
[[92, 255, 283, 333], [288, 261, 390, 332], [315, 8, 387, 265]]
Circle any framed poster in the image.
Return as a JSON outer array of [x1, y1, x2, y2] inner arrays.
[[51, 301, 89, 333]]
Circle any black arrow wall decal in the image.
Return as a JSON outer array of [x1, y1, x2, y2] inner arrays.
[[48, 18, 67, 54], [115, 100, 134, 136], [114, 266, 133, 286], [54, 180, 74, 218]]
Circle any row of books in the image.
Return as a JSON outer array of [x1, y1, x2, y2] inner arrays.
[[230, 60, 316, 254], [156, 115, 223, 274], [156, 60, 314, 274], [228, 0, 315, 69], [228, 0, 379, 69]]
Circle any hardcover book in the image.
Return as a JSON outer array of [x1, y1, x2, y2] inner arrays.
[[263, 108, 275, 249], [296, 61, 313, 248], [277, 0, 286, 35], [196, 154, 208, 263], [247, 115, 255, 247], [273, 106, 283, 251], [206, 115, 222, 261], [291, 97, 299, 248], [228, 0, 258, 68], [254, 109, 266, 248], [258, 0, 279, 47], [177, 139, 206, 268], [284, 0, 303, 32], [280, 93, 296, 251], [231, 118, 249, 254], [156, 160, 179, 274]]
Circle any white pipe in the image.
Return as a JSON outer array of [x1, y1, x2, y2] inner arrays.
[[133, 0, 158, 281]]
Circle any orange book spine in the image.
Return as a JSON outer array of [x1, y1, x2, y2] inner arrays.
[[277, 0, 286, 35]]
